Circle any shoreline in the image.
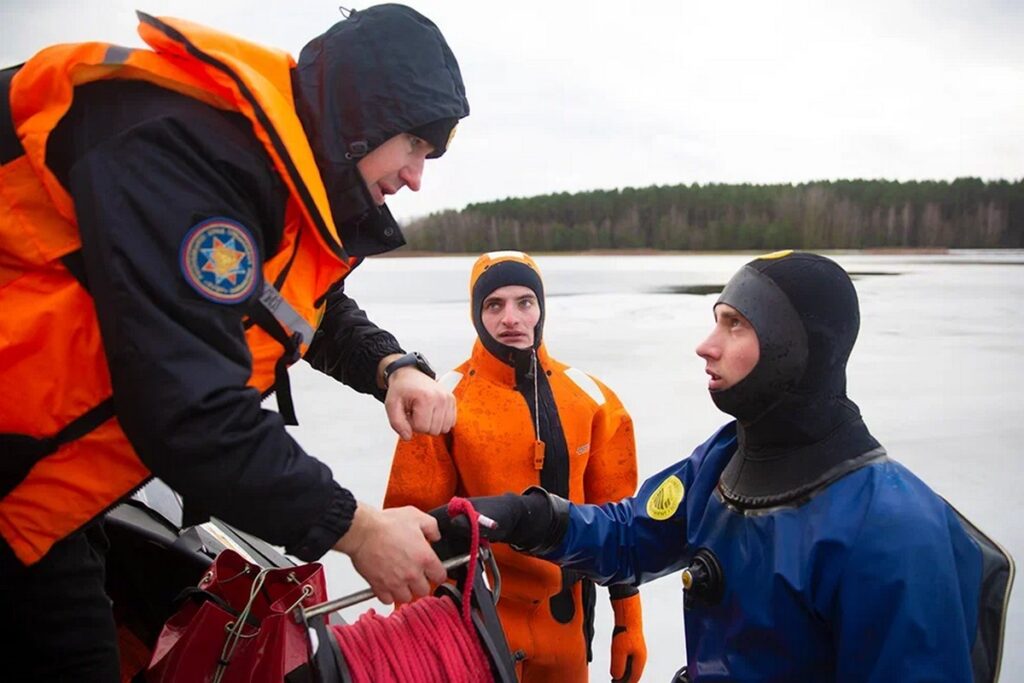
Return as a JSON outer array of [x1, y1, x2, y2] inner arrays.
[[380, 247, 955, 258]]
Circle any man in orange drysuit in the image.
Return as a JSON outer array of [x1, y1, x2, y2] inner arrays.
[[384, 251, 647, 683]]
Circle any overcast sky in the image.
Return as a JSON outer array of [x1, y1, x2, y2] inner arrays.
[[3, 0, 1022, 222]]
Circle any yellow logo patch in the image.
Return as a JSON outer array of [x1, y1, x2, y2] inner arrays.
[[646, 475, 685, 521], [757, 249, 793, 260]]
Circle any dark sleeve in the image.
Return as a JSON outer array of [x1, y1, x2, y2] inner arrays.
[[305, 279, 404, 401], [64, 92, 353, 560]]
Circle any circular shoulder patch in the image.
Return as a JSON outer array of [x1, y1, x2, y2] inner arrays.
[[179, 218, 259, 304], [646, 475, 685, 521]]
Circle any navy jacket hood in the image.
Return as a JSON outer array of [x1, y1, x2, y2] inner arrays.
[[292, 4, 470, 255]]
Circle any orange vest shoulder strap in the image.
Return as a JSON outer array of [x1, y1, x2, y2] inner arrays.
[[136, 13, 347, 263]]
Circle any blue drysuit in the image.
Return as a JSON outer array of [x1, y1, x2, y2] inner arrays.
[[544, 422, 984, 682]]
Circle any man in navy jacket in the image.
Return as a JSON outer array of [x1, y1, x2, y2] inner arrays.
[[440, 251, 1013, 682]]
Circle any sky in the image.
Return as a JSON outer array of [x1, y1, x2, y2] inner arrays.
[[3, 0, 1022, 222]]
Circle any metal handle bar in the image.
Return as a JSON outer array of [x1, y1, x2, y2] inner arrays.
[[302, 546, 499, 620]]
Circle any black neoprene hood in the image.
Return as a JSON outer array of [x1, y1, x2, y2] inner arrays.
[[711, 251, 866, 423], [712, 251, 882, 507]]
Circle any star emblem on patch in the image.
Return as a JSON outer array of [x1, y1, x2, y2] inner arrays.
[[180, 218, 259, 303], [201, 236, 247, 285]]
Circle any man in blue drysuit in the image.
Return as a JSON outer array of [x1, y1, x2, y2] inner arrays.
[[436, 250, 1014, 682]]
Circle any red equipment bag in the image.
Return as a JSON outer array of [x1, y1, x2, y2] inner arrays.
[[145, 549, 327, 683]]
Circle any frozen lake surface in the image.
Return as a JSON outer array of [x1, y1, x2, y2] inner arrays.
[[280, 251, 1023, 681]]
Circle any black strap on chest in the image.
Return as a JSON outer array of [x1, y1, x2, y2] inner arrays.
[[514, 354, 570, 497], [249, 304, 302, 426], [247, 281, 315, 426], [0, 399, 115, 499]]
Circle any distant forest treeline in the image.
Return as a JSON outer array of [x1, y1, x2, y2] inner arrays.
[[404, 178, 1024, 252]]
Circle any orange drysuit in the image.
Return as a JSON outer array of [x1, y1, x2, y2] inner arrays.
[[385, 251, 645, 682]]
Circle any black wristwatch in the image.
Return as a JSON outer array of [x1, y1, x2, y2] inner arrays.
[[382, 351, 436, 386]]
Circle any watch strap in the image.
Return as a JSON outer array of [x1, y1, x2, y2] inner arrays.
[[383, 351, 436, 385]]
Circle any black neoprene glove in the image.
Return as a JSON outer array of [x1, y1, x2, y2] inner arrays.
[[430, 488, 570, 554]]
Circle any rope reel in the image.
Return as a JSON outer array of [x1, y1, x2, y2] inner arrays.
[[300, 498, 517, 683]]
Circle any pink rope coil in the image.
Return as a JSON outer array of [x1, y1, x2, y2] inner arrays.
[[332, 498, 494, 683]]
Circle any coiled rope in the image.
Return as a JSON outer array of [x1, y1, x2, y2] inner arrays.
[[332, 498, 494, 683]]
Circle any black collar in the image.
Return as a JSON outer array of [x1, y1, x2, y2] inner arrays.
[[718, 416, 884, 510]]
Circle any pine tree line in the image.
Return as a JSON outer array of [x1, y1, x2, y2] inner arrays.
[[403, 178, 1024, 252]]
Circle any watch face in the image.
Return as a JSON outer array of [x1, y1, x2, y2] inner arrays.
[[414, 352, 436, 378]]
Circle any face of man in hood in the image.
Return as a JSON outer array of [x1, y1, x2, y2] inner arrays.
[[357, 133, 433, 206], [469, 252, 546, 363], [480, 285, 541, 349], [696, 304, 761, 391]]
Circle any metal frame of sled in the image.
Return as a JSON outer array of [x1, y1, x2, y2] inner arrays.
[[104, 480, 518, 683]]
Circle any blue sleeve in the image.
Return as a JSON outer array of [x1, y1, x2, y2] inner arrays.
[[538, 424, 735, 585], [832, 469, 981, 682], [539, 439, 716, 586]]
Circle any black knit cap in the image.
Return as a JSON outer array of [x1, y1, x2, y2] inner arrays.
[[409, 117, 460, 159]]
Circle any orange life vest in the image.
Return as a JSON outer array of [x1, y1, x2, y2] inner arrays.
[[0, 14, 357, 566]]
